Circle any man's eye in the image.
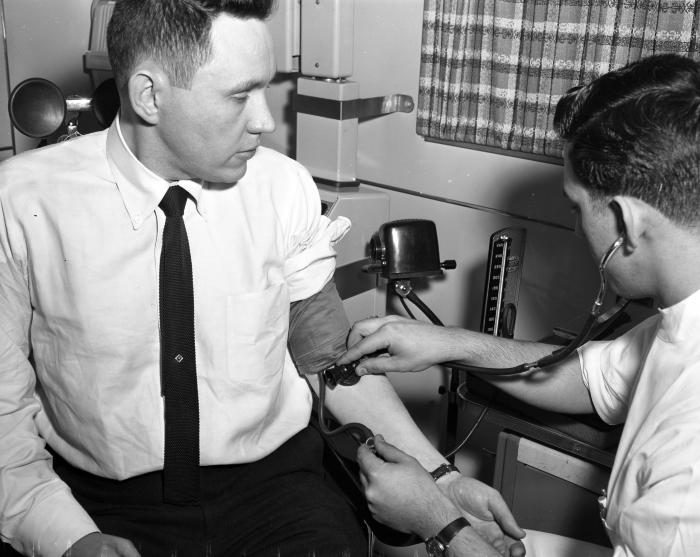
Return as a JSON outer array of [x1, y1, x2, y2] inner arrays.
[[232, 93, 250, 102]]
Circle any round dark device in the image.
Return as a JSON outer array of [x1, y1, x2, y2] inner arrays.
[[366, 219, 456, 280], [8, 78, 66, 138]]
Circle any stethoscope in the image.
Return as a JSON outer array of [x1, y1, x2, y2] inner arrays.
[[315, 233, 629, 468], [451, 233, 628, 376], [323, 233, 629, 384]]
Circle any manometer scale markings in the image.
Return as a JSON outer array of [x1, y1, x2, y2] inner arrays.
[[480, 227, 526, 339], [485, 236, 511, 336]]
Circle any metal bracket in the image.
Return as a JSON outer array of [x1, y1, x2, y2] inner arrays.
[[392, 279, 413, 298], [354, 94, 414, 119], [65, 96, 93, 113], [295, 93, 414, 120]]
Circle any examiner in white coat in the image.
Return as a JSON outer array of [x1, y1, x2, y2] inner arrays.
[[339, 53, 700, 557]]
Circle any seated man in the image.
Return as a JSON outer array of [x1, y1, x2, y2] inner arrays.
[[0, 1, 524, 556], [340, 53, 700, 556]]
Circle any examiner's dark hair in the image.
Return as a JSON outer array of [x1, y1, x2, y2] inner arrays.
[[554, 54, 700, 226], [107, 0, 274, 91]]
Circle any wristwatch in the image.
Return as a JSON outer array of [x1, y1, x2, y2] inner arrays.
[[430, 462, 459, 482], [424, 516, 471, 556]]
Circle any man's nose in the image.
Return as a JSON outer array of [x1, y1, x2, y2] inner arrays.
[[248, 93, 275, 134]]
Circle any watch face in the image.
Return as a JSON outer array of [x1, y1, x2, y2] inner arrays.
[[425, 538, 447, 557]]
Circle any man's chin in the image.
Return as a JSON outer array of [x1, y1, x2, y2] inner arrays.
[[205, 162, 248, 185]]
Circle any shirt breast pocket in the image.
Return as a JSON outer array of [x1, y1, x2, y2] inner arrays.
[[225, 283, 289, 385]]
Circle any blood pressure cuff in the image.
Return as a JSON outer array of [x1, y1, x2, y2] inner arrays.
[[288, 279, 351, 375]]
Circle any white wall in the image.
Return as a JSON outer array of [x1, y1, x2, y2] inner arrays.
[[3, 0, 93, 153], [351, 0, 597, 336]]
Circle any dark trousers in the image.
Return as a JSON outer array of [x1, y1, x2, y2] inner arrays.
[[1, 427, 367, 557]]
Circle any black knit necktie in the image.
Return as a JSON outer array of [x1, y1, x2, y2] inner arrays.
[[159, 185, 200, 504]]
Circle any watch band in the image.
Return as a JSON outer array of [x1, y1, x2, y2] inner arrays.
[[436, 516, 471, 545], [424, 516, 471, 556], [430, 462, 459, 481]]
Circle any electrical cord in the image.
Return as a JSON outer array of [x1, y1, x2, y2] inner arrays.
[[442, 394, 491, 460], [399, 295, 417, 320], [390, 280, 493, 459], [405, 289, 444, 326]]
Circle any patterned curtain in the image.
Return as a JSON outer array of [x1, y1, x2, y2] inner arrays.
[[417, 0, 700, 158]]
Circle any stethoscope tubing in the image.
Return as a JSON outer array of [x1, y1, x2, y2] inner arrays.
[[413, 235, 628, 376]]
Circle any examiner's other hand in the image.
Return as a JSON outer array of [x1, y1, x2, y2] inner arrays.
[[438, 474, 526, 557], [63, 532, 141, 557], [337, 315, 456, 375], [357, 436, 521, 556]]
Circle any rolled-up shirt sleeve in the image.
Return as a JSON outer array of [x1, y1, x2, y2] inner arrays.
[[578, 340, 628, 425], [284, 215, 350, 302], [280, 163, 350, 303], [0, 198, 98, 557], [578, 319, 657, 426]]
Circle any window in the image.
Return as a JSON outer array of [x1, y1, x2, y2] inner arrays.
[[417, 0, 700, 158]]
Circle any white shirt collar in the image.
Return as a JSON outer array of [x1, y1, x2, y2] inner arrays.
[[106, 116, 204, 229], [657, 287, 700, 343]]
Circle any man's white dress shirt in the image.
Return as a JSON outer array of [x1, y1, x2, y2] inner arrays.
[[0, 120, 349, 556]]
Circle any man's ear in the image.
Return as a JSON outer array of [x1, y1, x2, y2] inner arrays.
[[611, 196, 646, 250], [126, 67, 168, 125]]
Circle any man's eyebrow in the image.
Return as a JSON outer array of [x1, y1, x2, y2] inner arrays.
[[228, 78, 269, 93]]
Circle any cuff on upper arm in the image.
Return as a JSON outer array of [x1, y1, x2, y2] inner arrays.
[[288, 280, 350, 375]]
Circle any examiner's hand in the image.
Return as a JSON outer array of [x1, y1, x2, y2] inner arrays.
[[438, 474, 526, 557], [63, 532, 141, 557], [337, 316, 457, 375], [357, 436, 522, 556]]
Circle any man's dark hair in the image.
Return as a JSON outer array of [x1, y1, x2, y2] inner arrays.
[[554, 54, 700, 226], [107, 0, 274, 91]]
